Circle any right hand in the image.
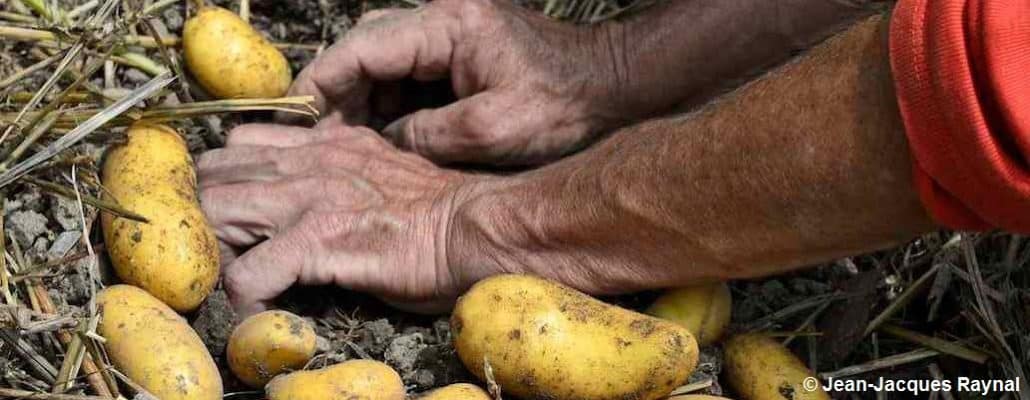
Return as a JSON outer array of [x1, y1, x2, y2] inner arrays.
[[288, 0, 632, 165]]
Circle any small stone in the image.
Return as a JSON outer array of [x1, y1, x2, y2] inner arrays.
[[8, 210, 49, 249], [123, 68, 151, 83], [49, 196, 82, 231], [191, 290, 238, 357], [412, 369, 435, 388], [384, 333, 427, 375]]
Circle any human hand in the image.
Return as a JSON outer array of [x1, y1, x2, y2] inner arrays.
[[288, 0, 632, 165], [196, 124, 488, 316]]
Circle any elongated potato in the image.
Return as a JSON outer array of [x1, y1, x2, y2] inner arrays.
[[183, 6, 291, 99], [723, 334, 829, 400], [98, 285, 222, 400], [265, 359, 405, 400], [228, 310, 317, 387], [451, 274, 699, 400], [647, 282, 732, 346], [418, 383, 492, 400], [101, 122, 218, 312]]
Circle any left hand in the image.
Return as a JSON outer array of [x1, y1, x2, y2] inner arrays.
[[196, 124, 480, 316]]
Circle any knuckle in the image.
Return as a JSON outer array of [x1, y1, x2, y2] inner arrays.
[[225, 124, 258, 146], [458, 104, 505, 148], [194, 149, 222, 172], [222, 263, 247, 294]]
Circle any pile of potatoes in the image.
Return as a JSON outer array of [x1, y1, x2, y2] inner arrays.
[[95, 5, 829, 400]]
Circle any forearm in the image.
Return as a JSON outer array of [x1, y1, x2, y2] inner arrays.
[[591, 0, 878, 123], [451, 14, 935, 293]]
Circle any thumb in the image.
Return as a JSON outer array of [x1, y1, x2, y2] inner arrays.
[[383, 92, 511, 164], [223, 227, 314, 317]]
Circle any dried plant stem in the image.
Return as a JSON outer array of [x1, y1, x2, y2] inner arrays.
[[23, 176, 149, 223], [864, 264, 941, 336], [0, 388, 111, 400], [820, 348, 940, 379], [0, 41, 84, 144], [111, 51, 167, 76], [0, 11, 37, 23], [667, 379, 713, 397], [0, 52, 62, 90], [0, 25, 322, 50], [66, 0, 100, 20], [29, 284, 114, 397], [9, 92, 93, 105], [879, 324, 989, 364], [0, 196, 10, 306], [0, 110, 60, 171], [239, 0, 250, 22], [14, 47, 112, 142], [2, 95, 318, 126], [141, 0, 180, 15], [0, 72, 175, 189], [0, 328, 58, 383]]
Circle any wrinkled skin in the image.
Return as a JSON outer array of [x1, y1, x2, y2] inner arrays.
[[288, 0, 625, 165], [198, 125, 476, 315], [199, 0, 929, 318]]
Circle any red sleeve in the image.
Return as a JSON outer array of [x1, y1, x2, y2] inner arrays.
[[889, 0, 1030, 233]]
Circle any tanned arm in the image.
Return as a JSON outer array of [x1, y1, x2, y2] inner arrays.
[[450, 14, 936, 293]]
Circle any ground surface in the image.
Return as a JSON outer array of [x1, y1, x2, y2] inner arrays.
[[0, 0, 1027, 399]]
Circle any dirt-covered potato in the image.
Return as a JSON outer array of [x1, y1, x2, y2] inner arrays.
[[646, 282, 732, 346], [451, 274, 699, 400], [183, 6, 291, 99], [723, 334, 829, 400], [228, 310, 317, 387], [101, 122, 218, 312], [98, 285, 222, 400], [266, 359, 405, 400], [418, 383, 492, 400]]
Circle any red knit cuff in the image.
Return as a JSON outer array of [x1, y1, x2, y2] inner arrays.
[[889, 0, 1030, 233]]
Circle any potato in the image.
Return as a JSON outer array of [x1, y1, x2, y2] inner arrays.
[[98, 285, 222, 400], [418, 383, 492, 400], [646, 282, 732, 346], [228, 310, 317, 387], [723, 334, 829, 400], [667, 396, 734, 400], [451, 274, 699, 400], [265, 359, 405, 400], [183, 6, 291, 99], [101, 122, 218, 312]]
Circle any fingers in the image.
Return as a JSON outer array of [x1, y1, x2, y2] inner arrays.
[[196, 146, 284, 189], [224, 226, 314, 317], [382, 92, 511, 164], [225, 124, 319, 148], [357, 8, 405, 24], [287, 5, 459, 125], [200, 175, 385, 248]]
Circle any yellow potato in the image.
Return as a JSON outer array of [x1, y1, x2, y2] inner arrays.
[[228, 310, 317, 387], [183, 6, 292, 99], [723, 334, 829, 400], [266, 359, 405, 400], [101, 122, 218, 312], [418, 383, 492, 400], [647, 282, 732, 346], [667, 396, 734, 400], [451, 274, 699, 400], [98, 285, 222, 400]]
